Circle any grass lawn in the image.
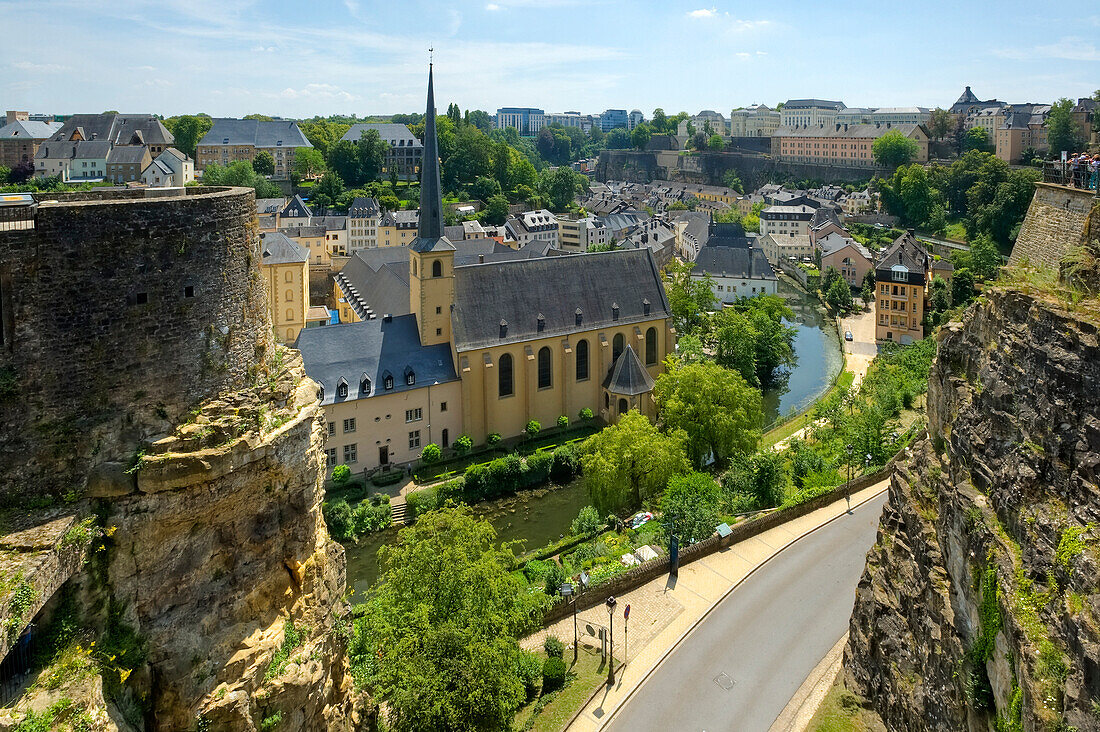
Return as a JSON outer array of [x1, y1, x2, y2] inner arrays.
[[807, 677, 886, 732], [761, 370, 855, 448], [514, 646, 619, 732], [942, 221, 968, 243]]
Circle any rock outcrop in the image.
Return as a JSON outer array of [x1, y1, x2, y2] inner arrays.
[[845, 288, 1100, 731]]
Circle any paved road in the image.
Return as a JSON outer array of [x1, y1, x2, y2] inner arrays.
[[605, 493, 887, 732]]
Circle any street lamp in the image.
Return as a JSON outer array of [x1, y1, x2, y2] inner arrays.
[[561, 582, 577, 664], [606, 596, 617, 686], [845, 444, 854, 512]]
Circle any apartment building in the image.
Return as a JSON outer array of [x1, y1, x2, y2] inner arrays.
[[759, 204, 815, 237], [875, 232, 930, 344], [197, 118, 312, 179], [260, 232, 310, 343], [340, 124, 422, 181], [780, 100, 846, 128], [772, 123, 929, 167], [995, 104, 1051, 163], [0, 112, 61, 168], [348, 196, 381, 250]]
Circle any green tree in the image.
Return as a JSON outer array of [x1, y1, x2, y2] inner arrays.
[[710, 309, 759, 386], [605, 128, 631, 150], [579, 411, 690, 515], [481, 194, 509, 226], [471, 176, 501, 202], [420, 443, 442, 464], [951, 267, 975, 306], [349, 507, 548, 731], [298, 120, 351, 160], [861, 268, 877, 303], [252, 150, 275, 176], [357, 128, 389, 184], [631, 123, 652, 151], [293, 147, 325, 179], [929, 275, 951, 314], [543, 166, 583, 212], [653, 360, 763, 466], [707, 134, 724, 151], [651, 108, 669, 135], [525, 420, 541, 439], [967, 235, 1001, 280], [570, 505, 602, 536], [825, 273, 853, 312], [162, 114, 213, 158], [1045, 97, 1081, 158], [872, 130, 919, 167], [928, 107, 953, 140], [243, 113, 273, 121], [962, 127, 995, 154], [310, 171, 345, 213], [331, 464, 351, 485], [722, 170, 744, 193], [664, 259, 718, 335], [660, 472, 721, 545], [721, 450, 786, 510]]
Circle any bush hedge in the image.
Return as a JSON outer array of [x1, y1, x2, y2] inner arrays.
[[541, 657, 567, 691], [371, 470, 405, 487]]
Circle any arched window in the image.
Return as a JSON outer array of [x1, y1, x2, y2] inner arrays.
[[537, 347, 552, 388], [337, 378, 348, 398], [498, 353, 514, 397], [645, 327, 657, 366], [284, 270, 292, 282], [285, 289, 293, 302], [285, 308, 293, 321], [576, 339, 589, 381], [618, 398, 628, 415], [613, 333, 625, 363], [432, 259, 442, 278]]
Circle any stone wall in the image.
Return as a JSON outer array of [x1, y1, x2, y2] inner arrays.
[[1009, 182, 1099, 269], [0, 186, 271, 501], [845, 288, 1100, 731]]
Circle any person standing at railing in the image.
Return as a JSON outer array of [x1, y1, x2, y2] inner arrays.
[[1090, 155, 1099, 191], [1069, 154, 1080, 188]]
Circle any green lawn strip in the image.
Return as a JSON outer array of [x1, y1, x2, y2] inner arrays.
[[761, 370, 855, 448], [807, 676, 886, 732], [514, 646, 619, 732]]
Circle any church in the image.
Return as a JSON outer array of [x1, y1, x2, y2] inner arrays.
[[296, 66, 675, 475]]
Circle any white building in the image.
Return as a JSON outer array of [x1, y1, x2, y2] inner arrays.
[[505, 209, 559, 249], [141, 147, 194, 187], [692, 245, 777, 302], [868, 107, 932, 126], [628, 110, 645, 130], [758, 233, 815, 266], [729, 105, 781, 137], [348, 196, 380, 250], [691, 110, 728, 136], [780, 99, 846, 128], [758, 204, 815, 237]]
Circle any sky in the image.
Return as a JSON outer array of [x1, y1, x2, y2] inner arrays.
[[1, 0, 1098, 120]]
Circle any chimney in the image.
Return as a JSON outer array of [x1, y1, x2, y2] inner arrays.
[[478, 253, 485, 263], [383, 313, 392, 322]]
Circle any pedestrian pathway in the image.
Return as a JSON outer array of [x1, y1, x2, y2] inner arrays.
[[538, 479, 889, 732]]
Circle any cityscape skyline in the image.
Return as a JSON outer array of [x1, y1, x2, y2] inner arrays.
[[1, 0, 1098, 119]]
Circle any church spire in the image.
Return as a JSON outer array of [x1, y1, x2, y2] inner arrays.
[[411, 62, 451, 250]]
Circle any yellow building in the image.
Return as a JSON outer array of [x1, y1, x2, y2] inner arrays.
[[875, 233, 930, 344], [773, 123, 929, 167], [260, 233, 309, 343], [282, 225, 330, 267], [378, 209, 419, 248]]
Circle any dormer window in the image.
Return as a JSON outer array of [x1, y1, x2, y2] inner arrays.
[[891, 265, 909, 282], [383, 372, 394, 390], [337, 378, 349, 398], [537, 313, 545, 332], [575, 308, 583, 326], [360, 373, 371, 396], [405, 367, 416, 386], [612, 303, 620, 321], [317, 383, 325, 401], [642, 298, 651, 315], [500, 319, 508, 338]]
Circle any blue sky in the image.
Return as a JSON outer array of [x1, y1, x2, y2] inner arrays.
[[1, 0, 1097, 119]]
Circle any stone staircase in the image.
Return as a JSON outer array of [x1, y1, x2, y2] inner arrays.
[[390, 498, 409, 525]]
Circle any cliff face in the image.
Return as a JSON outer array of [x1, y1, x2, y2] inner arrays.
[[845, 288, 1100, 731]]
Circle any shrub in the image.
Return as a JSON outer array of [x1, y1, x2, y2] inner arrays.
[[517, 651, 542, 699], [453, 434, 473, 456], [544, 562, 566, 596], [405, 488, 439, 519], [543, 635, 565, 659], [353, 501, 391, 534], [550, 444, 580, 483], [371, 470, 405, 487], [486, 432, 502, 446], [525, 451, 553, 487], [523, 559, 550, 583], [542, 656, 567, 691], [525, 420, 541, 439], [331, 464, 351, 485], [485, 454, 523, 498], [323, 499, 354, 541], [420, 443, 441, 464], [437, 477, 465, 503], [579, 407, 594, 421], [463, 462, 489, 500], [571, 506, 602, 536], [605, 514, 624, 532], [557, 415, 569, 429]]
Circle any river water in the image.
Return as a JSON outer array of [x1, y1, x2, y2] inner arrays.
[[342, 280, 842, 595]]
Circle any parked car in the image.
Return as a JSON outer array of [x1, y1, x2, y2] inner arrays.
[[628, 511, 654, 529], [844, 330, 853, 341]]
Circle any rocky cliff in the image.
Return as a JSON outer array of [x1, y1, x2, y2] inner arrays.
[[845, 287, 1100, 731]]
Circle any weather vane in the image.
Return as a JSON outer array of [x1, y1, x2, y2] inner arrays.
[[429, 46, 434, 64]]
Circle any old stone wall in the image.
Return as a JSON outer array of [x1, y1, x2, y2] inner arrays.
[[845, 288, 1100, 731], [1009, 182, 1099, 269], [0, 186, 272, 501]]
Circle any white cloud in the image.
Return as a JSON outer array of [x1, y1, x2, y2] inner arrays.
[[688, 8, 717, 18], [11, 60, 70, 72], [485, 3, 501, 9], [250, 45, 276, 52], [995, 37, 1100, 63], [278, 83, 356, 102], [686, 8, 770, 32]]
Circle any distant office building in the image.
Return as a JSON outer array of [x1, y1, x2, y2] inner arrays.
[[599, 109, 629, 132], [495, 107, 546, 135], [780, 100, 847, 128], [628, 110, 644, 130], [544, 112, 596, 132]]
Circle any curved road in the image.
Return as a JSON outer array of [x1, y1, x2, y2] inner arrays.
[[605, 492, 887, 732]]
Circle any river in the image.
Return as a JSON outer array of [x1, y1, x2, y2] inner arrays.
[[343, 281, 841, 594]]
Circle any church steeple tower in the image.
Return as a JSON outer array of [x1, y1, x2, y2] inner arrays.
[[409, 61, 456, 346]]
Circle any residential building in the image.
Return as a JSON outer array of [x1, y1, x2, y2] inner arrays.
[[196, 118, 312, 178], [691, 110, 727, 136], [996, 104, 1051, 163], [506, 209, 559, 249], [598, 109, 629, 132], [758, 233, 814, 266], [780, 100, 846, 128], [43, 113, 174, 154], [141, 147, 195, 187], [759, 204, 815, 237], [772, 123, 929, 167], [875, 232, 930, 344], [300, 65, 675, 473], [820, 237, 874, 287], [495, 107, 545, 135], [34, 139, 111, 181], [691, 222, 776, 302], [260, 232, 309, 343], [282, 225, 330, 267], [868, 107, 932, 126], [280, 195, 313, 227], [0, 113, 61, 168], [729, 105, 781, 137], [842, 190, 875, 215], [348, 196, 381, 250], [965, 106, 1006, 138], [106, 145, 152, 184], [557, 215, 599, 251], [949, 86, 1005, 118], [340, 123, 422, 181], [1072, 98, 1098, 143], [378, 209, 419, 248]]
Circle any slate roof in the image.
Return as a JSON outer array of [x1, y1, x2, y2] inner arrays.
[[296, 315, 458, 405], [348, 197, 379, 218], [381, 209, 419, 227], [782, 99, 846, 111], [694, 246, 776, 281], [200, 118, 312, 148], [602, 346, 654, 396], [37, 139, 113, 161], [705, 220, 751, 248], [876, 232, 930, 285], [773, 123, 925, 139], [281, 195, 312, 219], [820, 236, 872, 261], [256, 197, 286, 215], [106, 146, 150, 164], [451, 248, 669, 351], [49, 113, 173, 145], [260, 232, 308, 265], [339, 123, 422, 146], [0, 120, 61, 139]]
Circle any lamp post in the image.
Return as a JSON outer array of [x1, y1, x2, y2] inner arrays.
[[562, 582, 577, 664], [606, 596, 617, 686], [845, 443, 854, 512]]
